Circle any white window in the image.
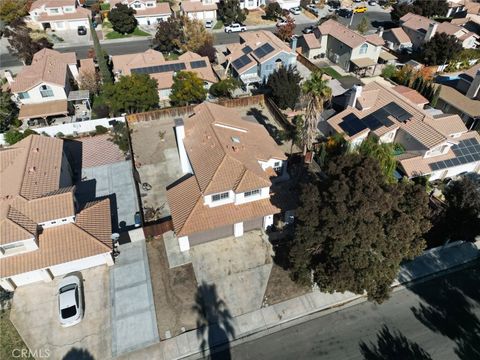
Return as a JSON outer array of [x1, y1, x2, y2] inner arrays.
[[1, 242, 26, 255], [50, 8, 59, 13], [244, 189, 261, 197], [18, 92, 30, 99], [134, 2, 141, 8], [212, 192, 229, 202], [40, 85, 54, 98], [274, 161, 282, 170], [359, 43, 368, 55], [147, 2, 154, 6]]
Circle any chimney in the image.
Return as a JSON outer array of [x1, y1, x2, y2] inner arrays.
[[348, 85, 363, 109], [174, 118, 193, 175], [424, 22, 438, 42], [290, 35, 298, 51], [4, 70, 14, 85], [377, 26, 384, 38], [466, 69, 480, 99]]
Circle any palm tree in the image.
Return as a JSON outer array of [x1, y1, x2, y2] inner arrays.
[[280, 115, 304, 156], [302, 70, 332, 155]]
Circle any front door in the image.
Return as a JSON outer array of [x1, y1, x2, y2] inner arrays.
[[234, 222, 244, 237]]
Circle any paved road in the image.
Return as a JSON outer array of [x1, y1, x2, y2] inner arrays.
[[227, 261, 480, 360]]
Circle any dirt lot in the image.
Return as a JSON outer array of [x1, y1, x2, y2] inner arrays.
[[145, 236, 198, 339], [244, 9, 276, 26]]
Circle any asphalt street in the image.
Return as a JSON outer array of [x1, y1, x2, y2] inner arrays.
[[226, 261, 480, 360], [0, 11, 391, 68]]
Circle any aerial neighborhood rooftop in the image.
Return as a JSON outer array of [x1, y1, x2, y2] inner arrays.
[[0, 0, 479, 359]]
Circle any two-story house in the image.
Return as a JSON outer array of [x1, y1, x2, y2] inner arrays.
[[108, 0, 172, 25], [111, 49, 217, 103], [5, 48, 79, 123], [181, 0, 219, 21], [225, 31, 297, 90], [27, 0, 90, 31], [167, 102, 288, 252], [0, 135, 114, 292], [399, 13, 479, 49], [326, 82, 480, 180], [297, 20, 386, 74], [239, 0, 266, 10]]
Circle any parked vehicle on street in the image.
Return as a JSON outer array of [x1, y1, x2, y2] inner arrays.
[[205, 20, 213, 28], [354, 5, 368, 13], [306, 4, 320, 15], [277, 18, 295, 27], [336, 8, 353, 18], [328, 0, 341, 11], [368, 0, 377, 5], [302, 25, 316, 34], [289, 7, 301, 15], [224, 23, 247, 33], [58, 275, 84, 327], [77, 26, 87, 35]]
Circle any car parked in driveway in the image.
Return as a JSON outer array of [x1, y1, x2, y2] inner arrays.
[[224, 23, 247, 33], [336, 8, 353, 18], [289, 7, 301, 15], [302, 25, 316, 34], [77, 26, 87, 35], [58, 275, 83, 327], [205, 20, 213, 28], [306, 4, 320, 15], [353, 5, 367, 13], [277, 18, 295, 26]]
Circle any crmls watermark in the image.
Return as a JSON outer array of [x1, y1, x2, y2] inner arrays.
[[12, 348, 51, 358]]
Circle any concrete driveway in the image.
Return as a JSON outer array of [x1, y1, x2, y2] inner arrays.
[[10, 266, 111, 360]]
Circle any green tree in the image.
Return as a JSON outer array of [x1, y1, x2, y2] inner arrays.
[[430, 85, 441, 107], [0, 88, 18, 133], [290, 154, 431, 303], [381, 64, 396, 79], [108, 3, 137, 34], [391, 2, 414, 22], [153, 16, 183, 53], [356, 16, 369, 35], [170, 71, 207, 106], [357, 137, 396, 183], [109, 121, 130, 153], [302, 70, 332, 154], [280, 115, 304, 155], [267, 65, 302, 110], [4, 128, 37, 145], [180, 17, 214, 53], [102, 74, 159, 115], [422, 33, 463, 66], [265, 2, 282, 19], [391, 0, 448, 22], [89, 17, 112, 84], [209, 78, 240, 98], [218, 0, 246, 25], [0, 0, 30, 26]]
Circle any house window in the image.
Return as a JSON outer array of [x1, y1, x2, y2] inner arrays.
[[244, 189, 261, 197], [40, 85, 54, 98], [133, 2, 141, 8], [359, 43, 368, 55], [50, 8, 59, 13], [212, 192, 229, 202], [18, 92, 30, 99], [274, 161, 282, 170], [147, 3, 154, 7], [1, 242, 26, 255]]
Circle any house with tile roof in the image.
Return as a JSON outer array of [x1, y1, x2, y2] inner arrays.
[[167, 102, 288, 252], [0, 135, 114, 291], [181, 0, 219, 21], [224, 31, 297, 89], [382, 27, 413, 53], [297, 20, 391, 74], [108, 0, 172, 25], [111, 49, 218, 102], [4, 48, 79, 123], [325, 81, 480, 181], [399, 13, 479, 49], [27, 0, 90, 31]]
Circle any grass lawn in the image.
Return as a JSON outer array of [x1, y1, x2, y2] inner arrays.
[[0, 310, 32, 359], [100, 3, 110, 10], [105, 27, 150, 39], [213, 19, 223, 30], [163, 52, 179, 60], [320, 66, 343, 80]]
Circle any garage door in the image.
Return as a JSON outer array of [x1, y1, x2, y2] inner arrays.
[[49, 254, 108, 277], [189, 224, 234, 246], [244, 217, 263, 232], [10, 270, 45, 287], [204, 11, 215, 19], [69, 19, 88, 29]]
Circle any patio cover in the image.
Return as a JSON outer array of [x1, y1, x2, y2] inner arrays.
[[67, 90, 90, 101], [351, 57, 377, 68], [379, 50, 398, 61], [18, 100, 68, 120]]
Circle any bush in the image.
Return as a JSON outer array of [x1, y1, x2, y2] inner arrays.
[[209, 78, 239, 98], [108, 3, 137, 34], [55, 132, 65, 138], [265, 2, 282, 19], [4, 128, 37, 145], [12, 118, 22, 128], [381, 64, 396, 79], [95, 125, 109, 134]]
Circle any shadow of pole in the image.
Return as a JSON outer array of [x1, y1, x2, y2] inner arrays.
[[192, 281, 235, 359], [62, 347, 95, 360]]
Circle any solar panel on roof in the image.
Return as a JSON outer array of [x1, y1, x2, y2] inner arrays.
[[232, 54, 252, 70], [338, 114, 368, 136], [253, 43, 275, 59], [383, 102, 412, 122], [242, 46, 253, 54], [131, 63, 186, 75], [429, 138, 480, 171], [190, 60, 207, 69]]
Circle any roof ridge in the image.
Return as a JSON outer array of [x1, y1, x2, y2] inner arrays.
[[176, 191, 203, 235], [7, 206, 37, 237], [73, 223, 112, 252]]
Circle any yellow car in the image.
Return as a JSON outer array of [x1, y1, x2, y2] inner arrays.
[[353, 6, 367, 13]]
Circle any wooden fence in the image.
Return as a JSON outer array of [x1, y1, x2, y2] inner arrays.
[[143, 219, 173, 237], [264, 96, 293, 131], [126, 105, 196, 124], [218, 94, 265, 108], [296, 51, 319, 73]]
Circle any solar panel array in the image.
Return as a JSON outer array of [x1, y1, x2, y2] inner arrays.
[[242, 46, 253, 54], [253, 43, 275, 59], [429, 138, 480, 171], [190, 60, 207, 69], [338, 114, 368, 136], [232, 54, 252, 69], [383, 102, 412, 122], [362, 108, 395, 131], [131, 63, 186, 75]]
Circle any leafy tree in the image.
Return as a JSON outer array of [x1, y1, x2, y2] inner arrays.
[[357, 137, 396, 183], [266, 65, 302, 110], [356, 16, 370, 35], [153, 16, 183, 53], [290, 154, 431, 303], [275, 15, 296, 42], [381, 64, 396, 79], [89, 17, 112, 84], [170, 71, 207, 106], [218, 0, 246, 25], [391, 0, 448, 22], [197, 42, 217, 63], [181, 17, 214, 53], [430, 85, 441, 107], [78, 69, 101, 95], [302, 70, 332, 154], [3, 20, 53, 65], [0, 88, 18, 133], [443, 177, 480, 242], [109, 121, 130, 153], [391, 2, 414, 22], [4, 128, 37, 145], [102, 74, 159, 115], [209, 78, 239, 98], [108, 3, 137, 34], [0, 0, 30, 26], [421, 33, 462, 66], [280, 115, 304, 155], [265, 2, 282, 20]]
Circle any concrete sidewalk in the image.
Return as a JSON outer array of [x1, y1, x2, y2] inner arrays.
[[118, 240, 480, 360]]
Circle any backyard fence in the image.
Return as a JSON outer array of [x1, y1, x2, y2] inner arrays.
[[143, 219, 173, 237], [296, 52, 319, 73], [218, 94, 265, 108], [126, 105, 196, 124]]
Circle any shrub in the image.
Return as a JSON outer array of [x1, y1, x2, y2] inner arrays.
[[95, 125, 109, 134], [55, 132, 65, 138]]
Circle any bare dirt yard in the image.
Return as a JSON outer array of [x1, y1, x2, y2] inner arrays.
[[145, 236, 198, 339], [244, 9, 276, 26]]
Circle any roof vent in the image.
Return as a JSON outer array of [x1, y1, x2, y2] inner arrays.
[[29, 166, 36, 173], [231, 136, 240, 143], [33, 147, 39, 153]]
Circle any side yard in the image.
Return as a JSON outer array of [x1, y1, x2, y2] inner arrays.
[[0, 310, 32, 360]]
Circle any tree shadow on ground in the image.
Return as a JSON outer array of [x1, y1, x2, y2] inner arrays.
[[246, 107, 284, 145], [62, 347, 94, 360], [409, 264, 480, 360], [359, 325, 433, 360], [192, 282, 235, 360]]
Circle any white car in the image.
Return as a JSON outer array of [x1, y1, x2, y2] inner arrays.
[[289, 7, 301, 15], [58, 275, 84, 327], [277, 18, 295, 27], [224, 23, 247, 33], [306, 4, 320, 15], [205, 20, 213, 28]]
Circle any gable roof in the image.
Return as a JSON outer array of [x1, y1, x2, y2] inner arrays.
[[30, 0, 76, 10], [317, 19, 366, 48], [400, 13, 434, 33], [385, 27, 412, 44], [392, 85, 429, 107]]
